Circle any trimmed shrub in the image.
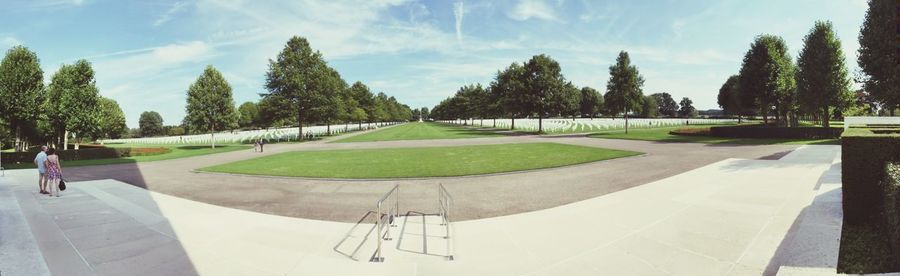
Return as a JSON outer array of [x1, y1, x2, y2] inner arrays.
[[669, 127, 711, 136], [885, 162, 900, 261], [0, 148, 131, 164], [842, 128, 900, 225], [709, 124, 843, 139]]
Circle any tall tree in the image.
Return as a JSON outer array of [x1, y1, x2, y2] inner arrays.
[[797, 21, 853, 127], [490, 63, 526, 129], [738, 35, 796, 126], [523, 54, 567, 133], [238, 101, 260, 129], [139, 111, 164, 137], [604, 51, 645, 133], [0, 46, 44, 151], [185, 65, 238, 148], [579, 86, 603, 119], [555, 82, 581, 120], [717, 75, 743, 122], [349, 81, 375, 125], [263, 36, 328, 140], [46, 60, 100, 149], [317, 67, 347, 135], [679, 97, 696, 118], [858, 0, 899, 115], [95, 97, 127, 140], [640, 95, 659, 118], [650, 92, 678, 117], [420, 107, 430, 120]]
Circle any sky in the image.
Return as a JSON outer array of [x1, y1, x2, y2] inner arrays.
[[0, 0, 869, 128]]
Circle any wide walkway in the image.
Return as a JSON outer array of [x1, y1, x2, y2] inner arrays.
[[57, 128, 798, 222], [0, 145, 844, 275]]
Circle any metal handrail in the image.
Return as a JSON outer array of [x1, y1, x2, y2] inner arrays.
[[438, 184, 454, 260], [371, 184, 400, 262]]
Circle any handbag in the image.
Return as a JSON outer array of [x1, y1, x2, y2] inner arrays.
[[59, 179, 67, 191]]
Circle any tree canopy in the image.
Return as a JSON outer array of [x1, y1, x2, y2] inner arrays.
[[797, 21, 853, 127], [738, 35, 796, 126], [46, 59, 101, 147], [858, 0, 899, 114], [579, 86, 603, 119], [650, 92, 678, 117], [604, 51, 644, 133], [0, 46, 44, 151], [678, 97, 696, 118], [185, 65, 238, 147], [95, 97, 127, 140], [139, 111, 164, 137]]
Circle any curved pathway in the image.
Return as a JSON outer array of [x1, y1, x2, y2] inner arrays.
[[62, 127, 799, 222]]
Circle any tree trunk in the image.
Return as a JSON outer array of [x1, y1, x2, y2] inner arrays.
[[493, 118, 496, 128], [511, 117, 516, 130], [14, 125, 21, 152], [211, 124, 216, 149], [625, 111, 629, 134], [63, 130, 69, 150], [327, 122, 331, 136], [823, 106, 830, 128], [298, 109, 303, 141], [538, 113, 543, 133], [358, 120, 362, 129]]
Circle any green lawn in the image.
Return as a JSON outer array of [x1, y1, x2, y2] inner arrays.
[[3, 144, 250, 169], [333, 122, 503, 143], [199, 142, 641, 178], [589, 125, 841, 145]]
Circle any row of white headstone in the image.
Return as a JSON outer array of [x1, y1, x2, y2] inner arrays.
[[101, 122, 403, 145], [438, 118, 738, 133]]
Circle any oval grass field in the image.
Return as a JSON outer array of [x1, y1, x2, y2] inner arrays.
[[199, 142, 641, 179]]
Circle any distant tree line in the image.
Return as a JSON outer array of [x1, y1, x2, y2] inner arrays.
[[429, 52, 698, 133], [147, 36, 416, 141]]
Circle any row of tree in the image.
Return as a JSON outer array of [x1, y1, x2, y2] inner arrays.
[[430, 53, 698, 133], [0, 46, 127, 151], [132, 36, 416, 141], [719, 0, 898, 127]]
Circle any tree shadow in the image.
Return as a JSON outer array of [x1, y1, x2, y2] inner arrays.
[[15, 160, 199, 274]]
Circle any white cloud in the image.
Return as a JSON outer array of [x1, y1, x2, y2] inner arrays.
[[1, 36, 21, 47], [153, 1, 189, 27], [152, 41, 210, 63], [508, 0, 559, 22], [453, 2, 465, 45]]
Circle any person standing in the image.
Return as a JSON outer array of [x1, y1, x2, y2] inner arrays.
[[259, 139, 265, 153], [44, 148, 63, 197], [33, 146, 48, 194]]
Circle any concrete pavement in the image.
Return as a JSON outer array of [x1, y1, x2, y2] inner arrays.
[[0, 145, 846, 275]]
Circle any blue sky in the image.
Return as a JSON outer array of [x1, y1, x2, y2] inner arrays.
[[0, 0, 867, 128]]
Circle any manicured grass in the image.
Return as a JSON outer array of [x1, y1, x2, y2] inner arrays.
[[199, 142, 642, 178], [589, 125, 840, 145], [334, 122, 503, 143], [3, 144, 250, 169]]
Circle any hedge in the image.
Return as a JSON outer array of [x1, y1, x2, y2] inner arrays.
[[885, 162, 900, 261], [709, 124, 843, 139], [842, 128, 900, 226], [0, 148, 131, 165]]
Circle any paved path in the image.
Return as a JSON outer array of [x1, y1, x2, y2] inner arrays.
[[0, 145, 845, 275], [55, 129, 798, 222]]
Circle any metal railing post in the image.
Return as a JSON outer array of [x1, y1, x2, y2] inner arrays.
[[371, 202, 384, 262]]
